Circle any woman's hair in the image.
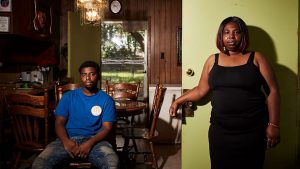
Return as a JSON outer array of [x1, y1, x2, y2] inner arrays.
[[78, 60, 100, 74], [216, 16, 249, 53]]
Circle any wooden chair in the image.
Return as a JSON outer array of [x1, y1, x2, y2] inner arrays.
[[105, 80, 142, 127], [56, 83, 93, 168], [122, 84, 166, 169], [105, 80, 140, 100], [55, 83, 82, 105], [6, 88, 49, 169]]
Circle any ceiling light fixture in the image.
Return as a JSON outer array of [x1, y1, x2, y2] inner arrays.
[[75, 0, 108, 26]]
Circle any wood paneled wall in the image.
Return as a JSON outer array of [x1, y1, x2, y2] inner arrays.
[[148, 0, 182, 84], [62, 0, 182, 84]]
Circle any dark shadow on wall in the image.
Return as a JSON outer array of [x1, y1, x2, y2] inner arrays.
[[248, 26, 298, 169], [154, 118, 181, 169]]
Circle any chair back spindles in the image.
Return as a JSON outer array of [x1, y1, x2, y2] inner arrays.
[[6, 90, 49, 169], [105, 80, 140, 100]]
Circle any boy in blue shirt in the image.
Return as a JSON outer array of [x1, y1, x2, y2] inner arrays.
[[33, 61, 119, 169]]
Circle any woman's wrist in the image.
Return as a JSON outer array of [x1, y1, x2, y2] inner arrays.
[[268, 122, 280, 128]]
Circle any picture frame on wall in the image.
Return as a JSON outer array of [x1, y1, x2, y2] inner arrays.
[[0, 16, 9, 32], [33, 0, 52, 37], [0, 0, 12, 12]]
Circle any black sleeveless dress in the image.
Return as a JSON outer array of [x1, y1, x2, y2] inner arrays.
[[208, 52, 268, 169]]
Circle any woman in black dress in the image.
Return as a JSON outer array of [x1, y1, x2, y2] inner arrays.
[[169, 16, 280, 169]]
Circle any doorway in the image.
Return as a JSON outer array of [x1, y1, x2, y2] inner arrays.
[[100, 21, 148, 99]]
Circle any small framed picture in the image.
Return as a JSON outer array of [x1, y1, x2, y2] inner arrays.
[[0, 0, 12, 12], [0, 16, 9, 32], [33, 0, 52, 36]]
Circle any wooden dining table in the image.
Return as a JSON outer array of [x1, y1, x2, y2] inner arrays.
[[2, 82, 55, 96], [114, 100, 147, 117], [11, 87, 46, 95]]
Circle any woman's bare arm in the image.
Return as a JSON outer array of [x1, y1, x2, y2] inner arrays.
[[169, 54, 214, 116]]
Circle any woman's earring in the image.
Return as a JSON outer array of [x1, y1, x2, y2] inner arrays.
[[223, 46, 227, 52]]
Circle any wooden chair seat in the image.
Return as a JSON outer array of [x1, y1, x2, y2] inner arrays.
[[65, 158, 95, 169]]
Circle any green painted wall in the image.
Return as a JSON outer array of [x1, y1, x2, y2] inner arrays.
[[182, 0, 299, 169], [68, 12, 100, 84]]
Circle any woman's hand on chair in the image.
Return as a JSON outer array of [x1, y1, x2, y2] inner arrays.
[[169, 101, 179, 117]]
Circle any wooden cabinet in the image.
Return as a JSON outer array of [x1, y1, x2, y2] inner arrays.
[[0, 0, 60, 71]]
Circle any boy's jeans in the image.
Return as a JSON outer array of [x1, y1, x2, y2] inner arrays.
[[32, 136, 119, 169]]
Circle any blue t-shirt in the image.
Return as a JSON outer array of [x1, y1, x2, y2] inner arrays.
[[54, 88, 116, 137]]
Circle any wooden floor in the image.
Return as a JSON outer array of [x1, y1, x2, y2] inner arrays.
[[147, 143, 181, 169], [116, 136, 181, 169]]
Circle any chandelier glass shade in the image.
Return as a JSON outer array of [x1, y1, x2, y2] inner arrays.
[[75, 0, 108, 25]]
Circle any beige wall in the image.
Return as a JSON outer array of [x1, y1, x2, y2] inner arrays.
[[68, 12, 100, 84], [182, 0, 299, 169]]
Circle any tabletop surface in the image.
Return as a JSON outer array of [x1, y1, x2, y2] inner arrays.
[[115, 100, 147, 117], [12, 88, 45, 95]]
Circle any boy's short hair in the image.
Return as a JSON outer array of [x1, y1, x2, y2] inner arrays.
[[78, 61, 100, 74]]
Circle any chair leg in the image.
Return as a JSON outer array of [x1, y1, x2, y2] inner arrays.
[[12, 152, 21, 169], [123, 138, 138, 153], [130, 115, 135, 125], [123, 138, 130, 152], [132, 139, 138, 152], [149, 141, 158, 169]]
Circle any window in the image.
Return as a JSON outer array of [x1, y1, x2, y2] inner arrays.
[[101, 21, 148, 98]]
